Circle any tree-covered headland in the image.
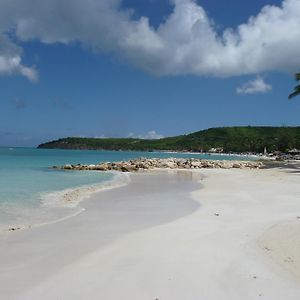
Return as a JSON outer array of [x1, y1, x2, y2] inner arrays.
[[38, 126, 300, 154]]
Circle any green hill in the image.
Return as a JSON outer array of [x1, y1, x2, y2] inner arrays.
[[37, 126, 300, 153]]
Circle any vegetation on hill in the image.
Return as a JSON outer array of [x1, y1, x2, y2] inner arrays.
[[38, 126, 300, 153]]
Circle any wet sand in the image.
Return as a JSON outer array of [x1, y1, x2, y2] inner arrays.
[[1, 168, 300, 299]]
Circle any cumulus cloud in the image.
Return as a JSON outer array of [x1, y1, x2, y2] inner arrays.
[[128, 130, 164, 140], [236, 76, 272, 94], [0, 34, 38, 81], [0, 0, 299, 79]]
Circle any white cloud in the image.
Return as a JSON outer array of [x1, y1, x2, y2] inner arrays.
[[0, 0, 300, 79], [0, 54, 38, 82], [0, 34, 38, 81], [19, 65, 38, 82], [128, 130, 164, 140], [236, 76, 272, 94]]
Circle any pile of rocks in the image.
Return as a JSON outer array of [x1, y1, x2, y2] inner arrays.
[[55, 158, 264, 172]]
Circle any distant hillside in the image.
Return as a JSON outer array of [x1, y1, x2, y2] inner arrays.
[[38, 126, 300, 153]]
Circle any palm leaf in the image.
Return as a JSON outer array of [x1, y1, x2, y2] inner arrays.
[[288, 85, 300, 99], [295, 73, 300, 82]]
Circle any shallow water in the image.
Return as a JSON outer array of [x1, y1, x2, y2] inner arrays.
[[0, 147, 253, 230]]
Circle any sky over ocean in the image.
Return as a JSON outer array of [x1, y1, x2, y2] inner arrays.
[[0, 0, 300, 146]]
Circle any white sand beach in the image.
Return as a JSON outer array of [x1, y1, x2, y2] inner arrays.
[[1, 166, 300, 299]]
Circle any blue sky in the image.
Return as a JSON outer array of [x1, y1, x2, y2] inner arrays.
[[0, 0, 300, 146]]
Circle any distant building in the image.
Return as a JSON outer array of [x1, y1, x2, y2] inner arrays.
[[264, 147, 267, 155], [209, 147, 224, 153], [288, 148, 300, 155]]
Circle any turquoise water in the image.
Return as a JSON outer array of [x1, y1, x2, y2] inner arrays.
[[0, 147, 254, 230]]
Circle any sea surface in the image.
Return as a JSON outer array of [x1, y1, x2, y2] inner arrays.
[[0, 147, 254, 231]]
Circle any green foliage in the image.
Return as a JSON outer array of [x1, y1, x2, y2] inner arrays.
[[38, 126, 300, 153]]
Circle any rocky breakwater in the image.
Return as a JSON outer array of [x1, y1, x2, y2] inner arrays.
[[55, 158, 264, 172]]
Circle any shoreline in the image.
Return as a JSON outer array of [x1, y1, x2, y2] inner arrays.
[[158, 150, 267, 159], [2, 156, 265, 233], [36, 146, 268, 160], [0, 170, 202, 299], [1, 167, 300, 299], [1, 171, 131, 233]]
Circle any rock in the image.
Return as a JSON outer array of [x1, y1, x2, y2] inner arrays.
[[64, 164, 72, 170], [95, 164, 109, 171], [232, 163, 241, 168], [120, 166, 129, 172], [55, 158, 264, 172]]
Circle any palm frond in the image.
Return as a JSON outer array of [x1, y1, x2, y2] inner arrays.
[[288, 85, 300, 99], [295, 73, 300, 82]]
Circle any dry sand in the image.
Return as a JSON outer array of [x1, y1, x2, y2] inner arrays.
[[0, 167, 300, 299]]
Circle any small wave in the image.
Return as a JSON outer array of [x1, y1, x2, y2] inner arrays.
[[41, 172, 131, 208], [0, 172, 131, 234]]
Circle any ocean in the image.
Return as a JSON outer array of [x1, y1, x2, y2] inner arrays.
[[0, 147, 254, 231]]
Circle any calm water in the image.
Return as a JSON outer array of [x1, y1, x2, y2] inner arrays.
[[0, 147, 253, 230]]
